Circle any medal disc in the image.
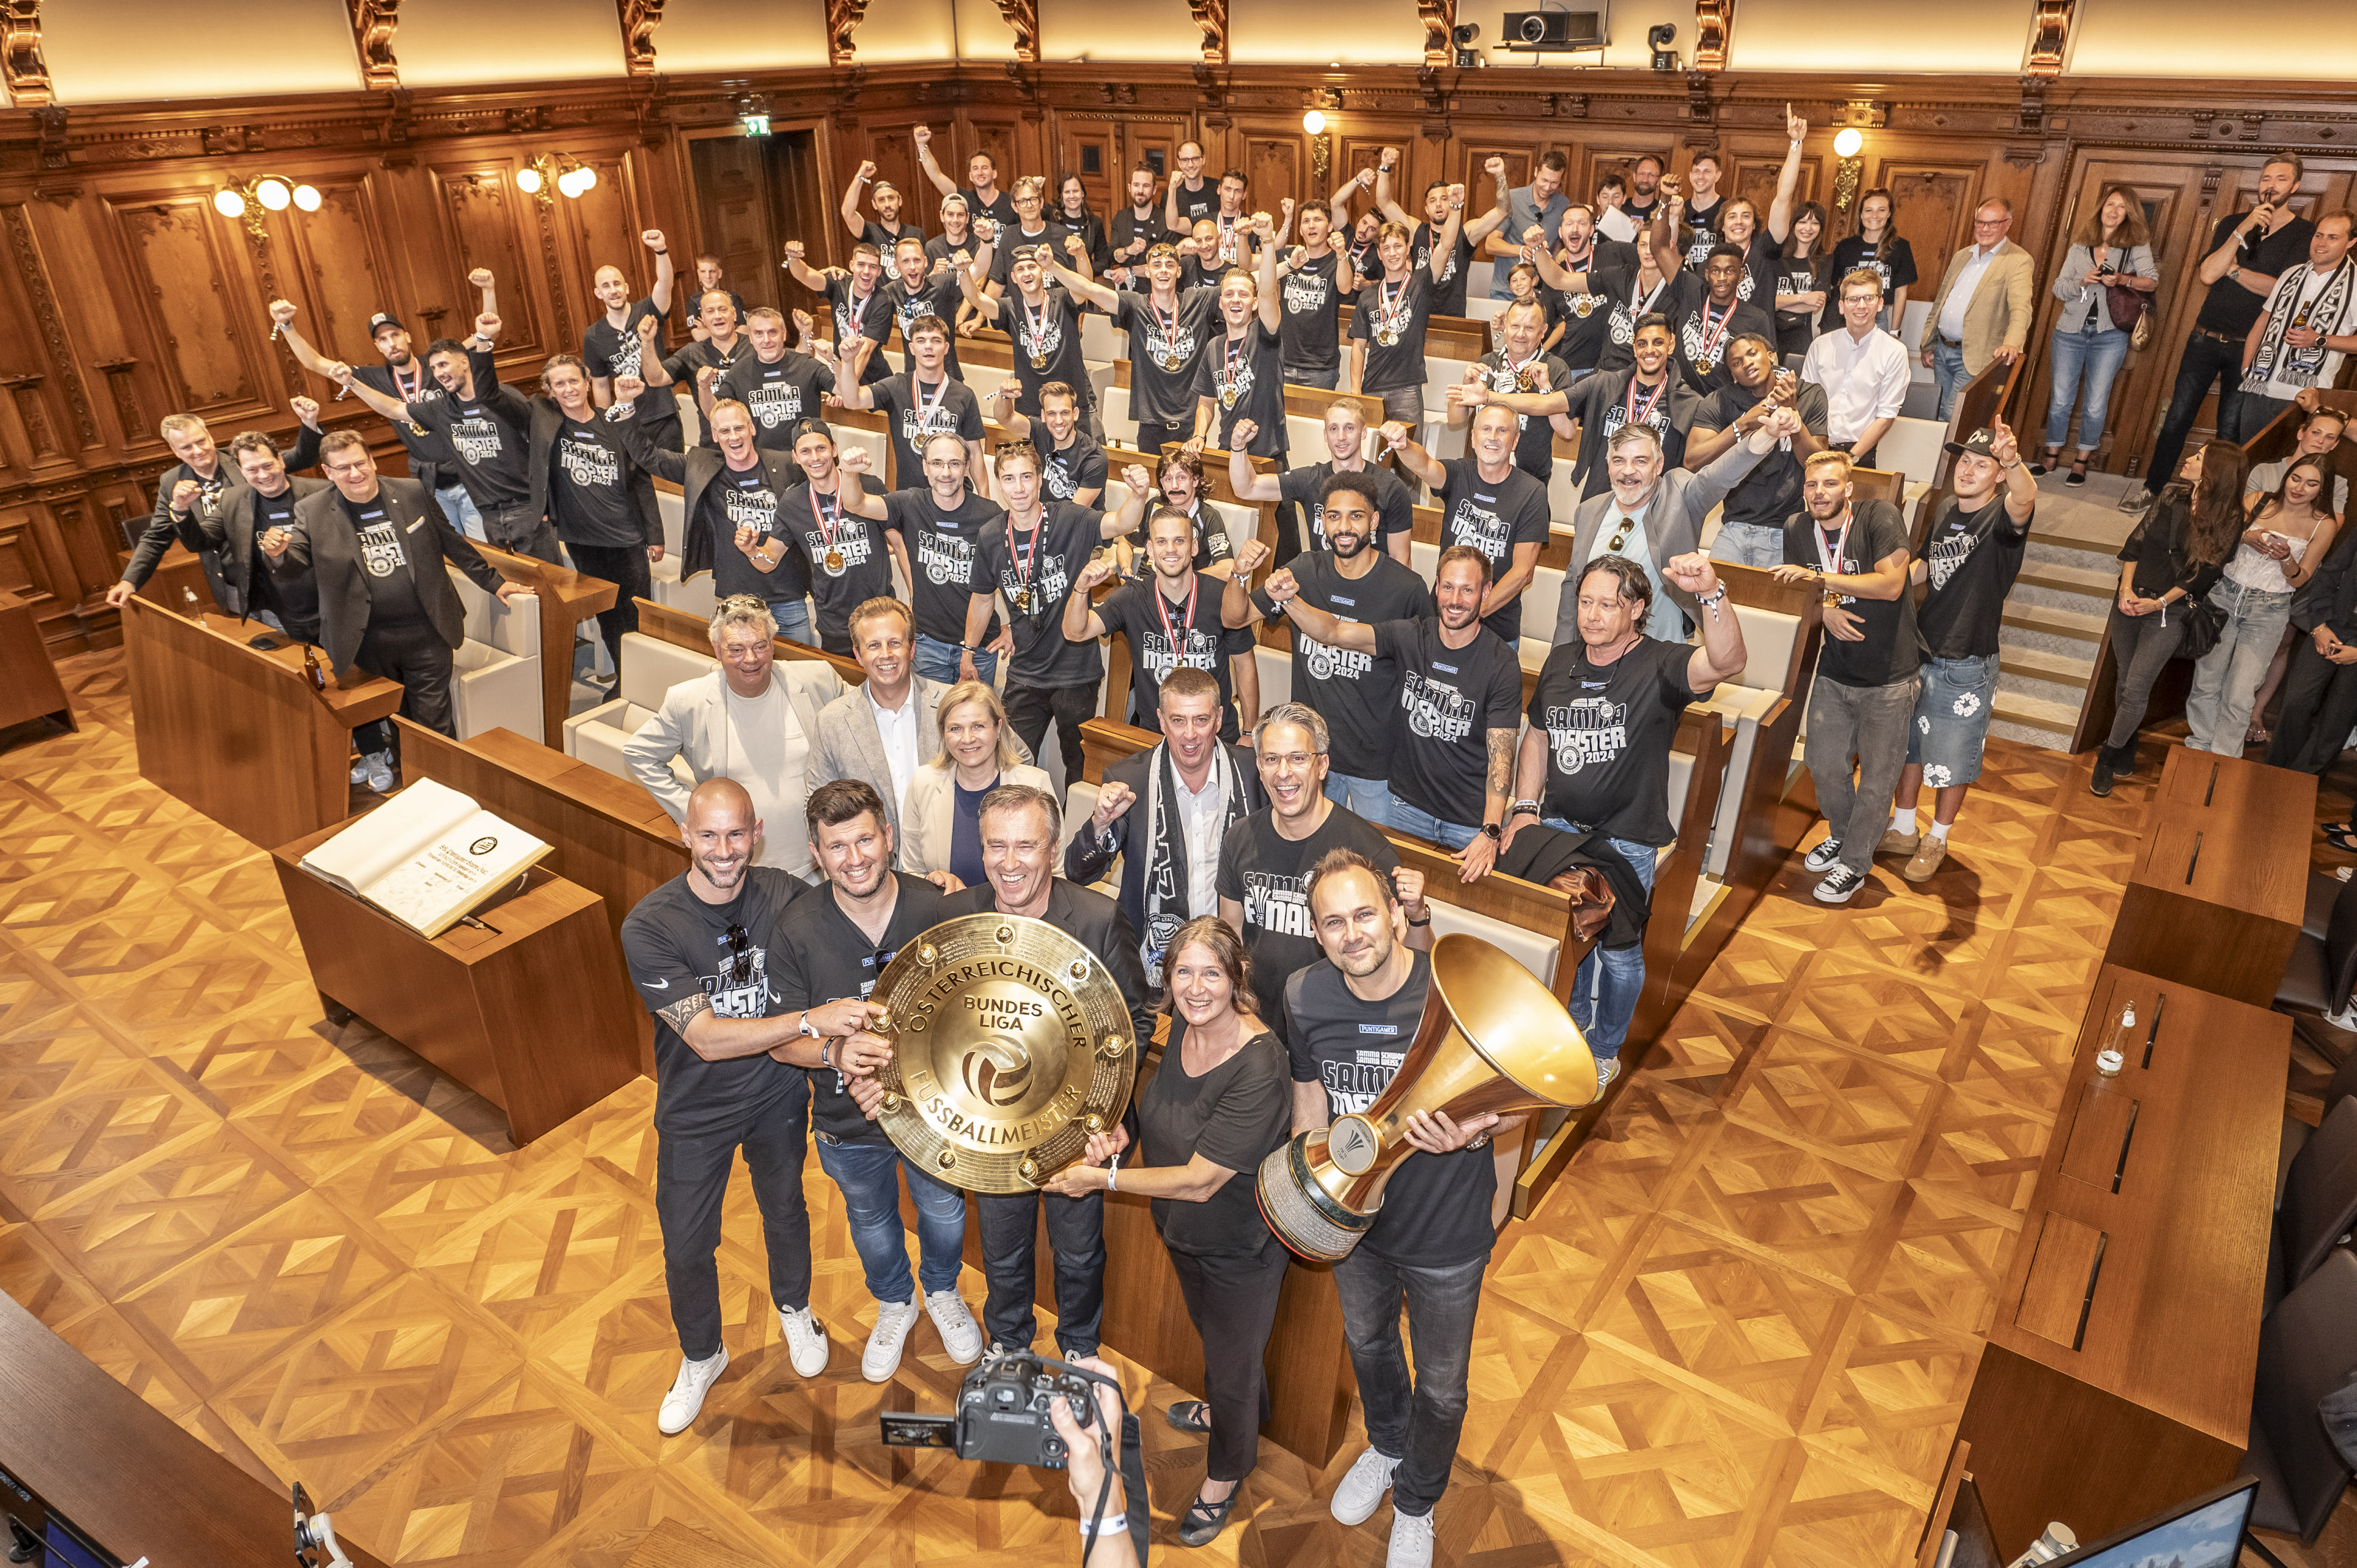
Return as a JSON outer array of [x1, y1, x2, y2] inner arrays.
[[825, 549, 846, 574], [1030, 352, 1048, 369], [1163, 355, 1184, 372]]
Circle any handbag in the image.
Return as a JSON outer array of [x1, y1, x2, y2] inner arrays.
[[2174, 584, 2227, 661], [2104, 252, 2152, 347]]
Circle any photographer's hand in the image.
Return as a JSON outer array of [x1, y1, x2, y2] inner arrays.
[[1048, 1355, 1135, 1564]]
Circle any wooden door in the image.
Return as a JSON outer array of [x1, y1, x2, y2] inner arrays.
[[688, 132, 778, 320], [1058, 117, 1121, 211]]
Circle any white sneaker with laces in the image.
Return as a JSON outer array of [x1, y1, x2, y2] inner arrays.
[[362, 753, 395, 793], [1802, 836, 1844, 874], [350, 757, 370, 784], [862, 1297, 922, 1382], [1387, 1508, 1436, 1568], [656, 1346, 727, 1436], [924, 1289, 984, 1365], [1330, 1445, 1403, 1526], [1593, 1056, 1621, 1093], [779, 1306, 829, 1377]]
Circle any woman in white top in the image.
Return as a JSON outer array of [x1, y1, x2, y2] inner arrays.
[[2186, 454, 2339, 754], [899, 679, 1053, 886], [2041, 185, 2161, 485]]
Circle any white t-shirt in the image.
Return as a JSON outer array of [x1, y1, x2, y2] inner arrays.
[[2251, 264, 2357, 398], [716, 681, 814, 877]]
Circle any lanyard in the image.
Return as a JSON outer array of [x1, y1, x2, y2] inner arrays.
[[390, 360, 426, 403], [1152, 290, 1179, 343], [1380, 277, 1409, 331], [1814, 509, 1854, 576], [1021, 290, 1051, 346], [1625, 373, 1667, 427], [810, 481, 844, 553], [1630, 274, 1666, 316], [912, 371, 947, 420], [1693, 297, 1735, 361], [1007, 504, 1045, 590], [1153, 572, 1199, 662]]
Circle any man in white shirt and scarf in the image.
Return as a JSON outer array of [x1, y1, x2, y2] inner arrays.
[[2238, 211, 2357, 438]]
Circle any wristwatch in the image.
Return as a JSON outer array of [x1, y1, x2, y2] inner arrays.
[[1480, 822, 1503, 842]]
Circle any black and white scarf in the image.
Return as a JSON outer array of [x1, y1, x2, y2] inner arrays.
[[1138, 740, 1248, 987], [2245, 257, 2356, 392]]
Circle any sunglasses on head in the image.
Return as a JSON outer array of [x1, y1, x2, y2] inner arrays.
[[723, 922, 753, 985]]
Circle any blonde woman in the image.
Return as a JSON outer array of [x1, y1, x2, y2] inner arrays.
[[898, 679, 1051, 887]]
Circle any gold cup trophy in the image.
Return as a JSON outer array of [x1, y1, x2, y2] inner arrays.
[[864, 914, 1140, 1192], [1257, 933, 1600, 1261]]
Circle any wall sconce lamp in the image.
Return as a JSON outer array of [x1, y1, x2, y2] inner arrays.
[[1303, 107, 1333, 193], [517, 154, 599, 207], [1833, 127, 1865, 213], [212, 174, 321, 245]]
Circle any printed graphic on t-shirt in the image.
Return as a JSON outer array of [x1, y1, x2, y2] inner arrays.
[[1283, 273, 1331, 315], [1485, 362, 1537, 434], [1927, 524, 1979, 592], [1043, 454, 1084, 500], [1242, 867, 1315, 941], [917, 523, 975, 587], [1559, 287, 1605, 320], [449, 409, 504, 466], [1140, 320, 1201, 367], [1320, 1043, 1404, 1117], [1211, 344, 1256, 409], [607, 330, 647, 381], [1680, 314, 1735, 372], [898, 398, 962, 450], [1446, 497, 1510, 563], [798, 520, 876, 575], [1299, 632, 1372, 684], [1002, 545, 1071, 610], [195, 471, 231, 522], [1137, 627, 1222, 680], [1017, 308, 1064, 363], [1403, 670, 1476, 741], [834, 295, 877, 347], [724, 480, 775, 534], [559, 430, 619, 488], [707, 940, 771, 1018], [1416, 236, 1459, 287], [1545, 693, 1630, 775], [356, 511, 407, 579], [744, 378, 805, 429]]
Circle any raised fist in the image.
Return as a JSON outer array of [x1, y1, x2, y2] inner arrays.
[[1378, 420, 1412, 450], [1380, 148, 1401, 171], [290, 395, 321, 425], [783, 239, 807, 262], [1074, 554, 1117, 592], [170, 479, 201, 512], [1356, 168, 1376, 190], [1251, 211, 1274, 239], [268, 299, 297, 325], [1485, 155, 1506, 177], [1121, 463, 1152, 495], [695, 364, 720, 389], [1233, 539, 1272, 576], [857, 160, 877, 181], [792, 307, 816, 338], [1280, 197, 1296, 214], [1230, 419, 1259, 448], [475, 312, 500, 340], [839, 447, 872, 474], [1446, 183, 1466, 207], [1523, 225, 1545, 247], [468, 267, 494, 290], [613, 373, 646, 403], [999, 376, 1025, 400], [912, 124, 933, 146], [1262, 566, 1299, 603], [633, 312, 659, 342], [642, 229, 667, 253], [1064, 234, 1086, 256], [1090, 781, 1137, 830]]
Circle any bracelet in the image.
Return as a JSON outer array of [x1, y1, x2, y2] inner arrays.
[[1695, 586, 1727, 610], [1078, 1507, 1130, 1538], [820, 1039, 833, 1069], [1405, 910, 1432, 927], [1509, 800, 1540, 819], [1104, 1164, 1117, 1192]]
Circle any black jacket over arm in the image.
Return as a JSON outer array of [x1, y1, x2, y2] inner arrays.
[[280, 477, 506, 671], [520, 395, 662, 549], [2119, 487, 2226, 604], [202, 476, 330, 616], [614, 415, 802, 583], [1060, 740, 1265, 953]]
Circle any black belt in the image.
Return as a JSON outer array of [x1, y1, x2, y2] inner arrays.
[[2191, 326, 2240, 344]]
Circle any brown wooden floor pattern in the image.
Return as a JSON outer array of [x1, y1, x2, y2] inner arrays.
[[0, 650, 2346, 1568]]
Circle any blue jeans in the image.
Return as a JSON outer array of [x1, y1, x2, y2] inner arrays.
[[1543, 819, 1659, 1059], [769, 596, 814, 647], [814, 1135, 967, 1303], [2186, 578, 2296, 754], [435, 482, 486, 542], [1324, 770, 1395, 825], [1930, 339, 1969, 421], [1386, 798, 1480, 851], [1711, 520, 1784, 570], [2044, 325, 2131, 451], [914, 629, 999, 686]]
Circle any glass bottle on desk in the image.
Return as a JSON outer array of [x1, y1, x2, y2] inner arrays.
[[2096, 1001, 2132, 1077]]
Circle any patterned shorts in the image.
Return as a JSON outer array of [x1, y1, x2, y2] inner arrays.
[[1905, 653, 2001, 787]]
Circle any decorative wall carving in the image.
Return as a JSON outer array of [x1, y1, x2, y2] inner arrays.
[[996, 0, 1038, 63], [2028, 0, 2075, 77], [2, 203, 92, 448], [1693, 0, 1732, 72], [1417, 0, 1453, 68], [350, 0, 399, 91], [617, 0, 663, 78], [826, 0, 868, 67], [1, 0, 49, 108], [1189, 0, 1227, 65]]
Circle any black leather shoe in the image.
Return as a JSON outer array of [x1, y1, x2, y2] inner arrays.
[[1178, 1483, 1242, 1547], [2090, 745, 2118, 797], [1165, 1400, 1211, 1434]]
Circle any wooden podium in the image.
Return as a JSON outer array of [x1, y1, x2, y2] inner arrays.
[[272, 819, 643, 1145], [121, 596, 403, 848], [0, 586, 74, 735]]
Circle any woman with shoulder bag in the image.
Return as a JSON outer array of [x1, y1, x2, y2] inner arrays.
[[2186, 455, 2339, 754], [2091, 440, 2248, 794], [2041, 185, 2160, 485]]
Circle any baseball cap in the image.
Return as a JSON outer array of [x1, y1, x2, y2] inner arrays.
[[367, 312, 406, 338], [1942, 426, 1999, 458]]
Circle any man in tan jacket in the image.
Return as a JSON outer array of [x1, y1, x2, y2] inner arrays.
[[1919, 200, 2036, 419]]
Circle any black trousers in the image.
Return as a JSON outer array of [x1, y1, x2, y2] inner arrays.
[[1004, 681, 1097, 786], [653, 1088, 814, 1360], [480, 499, 562, 564], [2147, 330, 2250, 493], [353, 616, 456, 764], [1136, 419, 1192, 455], [975, 1187, 1105, 1356], [563, 542, 651, 676], [1166, 1230, 1290, 1482], [2268, 638, 2357, 775]]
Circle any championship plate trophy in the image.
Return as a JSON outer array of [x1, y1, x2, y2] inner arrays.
[[864, 913, 1140, 1192], [1256, 933, 1599, 1261]]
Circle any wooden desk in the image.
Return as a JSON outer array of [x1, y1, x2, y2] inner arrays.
[[0, 586, 74, 734], [121, 596, 403, 848], [474, 542, 619, 748], [1955, 966, 2287, 1558], [2100, 748, 2312, 1006], [0, 1291, 392, 1568], [118, 539, 212, 613], [272, 823, 642, 1144], [395, 719, 687, 1077]]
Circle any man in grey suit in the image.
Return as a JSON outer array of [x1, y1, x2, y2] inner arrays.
[[811, 597, 945, 842], [1552, 414, 1794, 644], [625, 596, 847, 879]]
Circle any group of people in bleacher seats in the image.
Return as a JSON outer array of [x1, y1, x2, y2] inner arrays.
[[96, 122, 2357, 1568]]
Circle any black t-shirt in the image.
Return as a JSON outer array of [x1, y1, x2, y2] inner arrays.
[[1918, 494, 2032, 660], [1285, 951, 1495, 1267], [1588, 264, 1677, 377], [882, 272, 968, 384], [1095, 574, 1254, 741], [1772, 253, 1831, 337], [1550, 251, 1622, 371], [413, 384, 530, 510], [714, 352, 834, 452], [1351, 270, 1436, 395], [661, 335, 747, 423], [1220, 805, 1400, 1040], [1670, 279, 1776, 395], [1780, 498, 1921, 689], [961, 187, 1020, 229], [782, 476, 893, 642], [583, 298, 682, 451], [871, 372, 984, 491], [825, 276, 895, 387], [999, 285, 1091, 416], [248, 486, 316, 627], [353, 361, 449, 470], [549, 417, 644, 548], [884, 485, 1002, 645], [1412, 219, 1475, 318], [1696, 380, 1830, 527], [341, 491, 424, 623], [986, 222, 1072, 288], [1038, 432, 1109, 505], [974, 500, 1106, 689], [1123, 498, 1234, 576], [1564, 369, 1699, 502], [1374, 617, 1524, 828], [1252, 552, 1427, 780], [1279, 251, 1347, 372], [1436, 457, 1552, 645], [1138, 1022, 1291, 1257], [1682, 194, 1727, 267], [1471, 349, 1574, 477], [1114, 288, 1221, 429], [2196, 211, 2318, 337], [1169, 179, 1218, 228], [701, 461, 806, 603], [621, 869, 813, 1135], [1107, 207, 1168, 272], [1282, 461, 1416, 553], [1733, 236, 1780, 312], [924, 231, 982, 271], [862, 218, 926, 251], [770, 877, 950, 1145], [1819, 234, 1920, 330], [1527, 635, 1700, 848], [1194, 320, 1287, 457]]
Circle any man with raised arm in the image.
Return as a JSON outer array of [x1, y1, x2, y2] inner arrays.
[[1226, 408, 1412, 564], [108, 403, 324, 612], [988, 378, 1106, 508], [879, 235, 974, 388], [913, 124, 1016, 228], [1445, 296, 1577, 483], [1274, 200, 1358, 392], [1382, 407, 1549, 647], [1064, 506, 1259, 742], [834, 313, 984, 488], [1189, 214, 1287, 463], [707, 307, 835, 456], [1036, 235, 1217, 452], [1688, 334, 1830, 569], [956, 225, 1095, 429], [585, 228, 680, 447], [1166, 141, 1217, 231], [1483, 150, 1571, 301], [784, 237, 893, 389], [840, 160, 924, 250], [1471, 313, 1700, 506], [1373, 152, 1511, 320]]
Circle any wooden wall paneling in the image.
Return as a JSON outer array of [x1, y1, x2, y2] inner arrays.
[[681, 127, 779, 318], [0, 201, 97, 471], [1055, 117, 1120, 208], [1875, 157, 1985, 290], [1458, 141, 1531, 200], [276, 167, 409, 372], [768, 123, 833, 322], [1120, 118, 1185, 188], [100, 188, 278, 433], [1332, 134, 1392, 211], [864, 120, 925, 230], [1732, 145, 1820, 218], [1237, 126, 1303, 219], [560, 146, 656, 337], [429, 160, 554, 359]]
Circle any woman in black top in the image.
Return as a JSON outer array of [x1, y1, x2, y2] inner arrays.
[[2092, 440, 2248, 794], [1772, 202, 1832, 362], [1820, 188, 1919, 333], [1042, 916, 1290, 1548], [1054, 173, 1112, 277]]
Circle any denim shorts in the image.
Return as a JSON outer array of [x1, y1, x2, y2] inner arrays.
[[1905, 652, 2000, 786]]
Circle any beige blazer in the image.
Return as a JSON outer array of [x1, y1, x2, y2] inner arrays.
[[898, 761, 1055, 877], [1919, 239, 2036, 377]]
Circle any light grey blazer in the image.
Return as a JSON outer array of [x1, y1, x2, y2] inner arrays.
[[898, 760, 1055, 876], [1554, 438, 1770, 641], [622, 662, 847, 819], [812, 677, 950, 840], [2050, 241, 2159, 334]]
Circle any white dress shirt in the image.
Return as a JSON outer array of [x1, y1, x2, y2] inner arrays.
[[1800, 326, 1911, 444], [1173, 765, 1228, 918], [869, 685, 921, 820], [1936, 245, 2001, 342]]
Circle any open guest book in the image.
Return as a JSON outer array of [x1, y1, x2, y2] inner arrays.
[[299, 777, 550, 938]]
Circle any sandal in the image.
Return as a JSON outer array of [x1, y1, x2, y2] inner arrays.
[[2067, 457, 2089, 486], [1165, 1400, 1212, 1434], [2032, 448, 2059, 476], [1177, 1483, 1242, 1547]]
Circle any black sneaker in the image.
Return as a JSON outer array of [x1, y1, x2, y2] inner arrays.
[[1813, 864, 1866, 904], [2089, 745, 2118, 797], [1803, 836, 1846, 873]]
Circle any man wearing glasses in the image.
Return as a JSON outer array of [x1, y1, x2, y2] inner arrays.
[[1919, 200, 2035, 420], [619, 778, 888, 1437]]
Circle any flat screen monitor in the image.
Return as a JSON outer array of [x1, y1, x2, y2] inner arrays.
[[2044, 1479, 2259, 1568], [44, 1511, 123, 1568]]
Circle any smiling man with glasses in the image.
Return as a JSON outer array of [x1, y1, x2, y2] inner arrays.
[[1919, 199, 2035, 420]]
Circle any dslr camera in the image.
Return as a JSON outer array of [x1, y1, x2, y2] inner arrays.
[[879, 1350, 1112, 1468]]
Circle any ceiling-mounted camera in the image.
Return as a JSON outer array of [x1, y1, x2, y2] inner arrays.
[[1452, 21, 1482, 68], [1647, 21, 1679, 71]]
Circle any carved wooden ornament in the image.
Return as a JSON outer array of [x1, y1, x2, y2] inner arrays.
[[350, 0, 399, 90]]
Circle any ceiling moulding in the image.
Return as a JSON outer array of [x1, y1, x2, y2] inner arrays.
[[619, 0, 664, 76], [826, 0, 867, 66], [1, 0, 51, 107]]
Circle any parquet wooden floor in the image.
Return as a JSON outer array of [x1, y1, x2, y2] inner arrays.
[[2, 650, 2348, 1568]]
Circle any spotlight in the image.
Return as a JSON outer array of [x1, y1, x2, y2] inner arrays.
[[256, 177, 291, 211], [213, 188, 247, 219]]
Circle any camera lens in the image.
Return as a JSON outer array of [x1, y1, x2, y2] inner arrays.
[[1518, 13, 1547, 41]]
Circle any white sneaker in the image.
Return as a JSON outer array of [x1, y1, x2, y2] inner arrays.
[[779, 1306, 829, 1378], [1330, 1445, 1403, 1526], [925, 1289, 984, 1366], [862, 1297, 922, 1382], [349, 756, 370, 784], [1387, 1508, 1435, 1568], [656, 1346, 727, 1435], [361, 753, 395, 793]]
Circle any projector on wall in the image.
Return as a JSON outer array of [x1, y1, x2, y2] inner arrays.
[[1500, 9, 1605, 51]]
